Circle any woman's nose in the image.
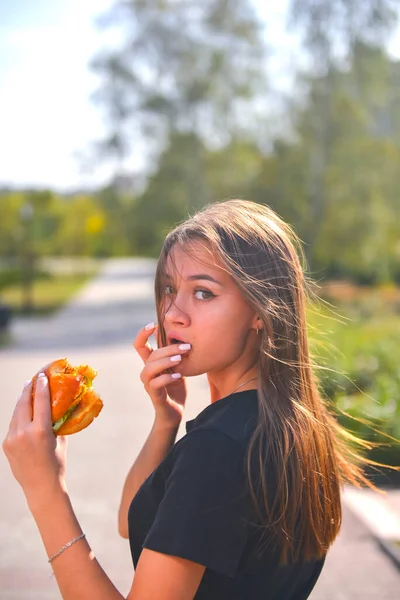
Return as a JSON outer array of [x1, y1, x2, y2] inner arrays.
[[164, 298, 190, 325]]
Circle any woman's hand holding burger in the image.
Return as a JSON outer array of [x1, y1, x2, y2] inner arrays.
[[2, 374, 68, 512], [134, 323, 190, 429], [3, 358, 103, 511]]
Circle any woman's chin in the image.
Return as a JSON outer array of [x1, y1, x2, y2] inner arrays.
[[175, 362, 205, 378]]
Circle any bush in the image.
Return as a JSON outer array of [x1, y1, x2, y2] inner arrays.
[[308, 294, 400, 469], [0, 267, 52, 291]]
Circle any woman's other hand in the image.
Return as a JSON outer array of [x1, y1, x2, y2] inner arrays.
[[134, 323, 189, 428], [2, 374, 68, 511]]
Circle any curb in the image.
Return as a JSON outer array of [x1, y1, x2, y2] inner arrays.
[[376, 538, 400, 571], [342, 486, 400, 571]]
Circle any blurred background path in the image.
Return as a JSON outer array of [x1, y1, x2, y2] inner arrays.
[[7, 258, 157, 352], [0, 259, 399, 599]]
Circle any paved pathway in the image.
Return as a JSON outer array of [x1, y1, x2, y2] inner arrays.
[[0, 258, 399, 599], [8, 258, 157, 351]]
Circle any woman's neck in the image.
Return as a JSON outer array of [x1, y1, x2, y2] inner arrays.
[[207, 369, 258, 403]]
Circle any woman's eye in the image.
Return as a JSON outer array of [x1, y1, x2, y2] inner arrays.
[[163, 285, 214, 300], [194, 289, 215, 300]]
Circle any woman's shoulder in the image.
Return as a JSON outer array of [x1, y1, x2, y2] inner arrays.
[[173, 427, 246, 469], [184, 389, 258, 451]]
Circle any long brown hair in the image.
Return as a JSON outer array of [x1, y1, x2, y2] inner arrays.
[[154, 199, 390, 564]]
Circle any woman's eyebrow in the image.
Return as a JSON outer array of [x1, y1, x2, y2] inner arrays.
[[164, 272, 223, 286]]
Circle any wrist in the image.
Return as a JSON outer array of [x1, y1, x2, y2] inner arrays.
[[152, 416, 181, 434], [26, 478, 69, 517]]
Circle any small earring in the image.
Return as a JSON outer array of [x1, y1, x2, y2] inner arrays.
[[256, 327, 259, 336]]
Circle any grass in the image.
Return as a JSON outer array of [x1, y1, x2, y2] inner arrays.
[[0, 271, 98, 317], [0, 330, 12, 347], [306, 282, 400, 469]]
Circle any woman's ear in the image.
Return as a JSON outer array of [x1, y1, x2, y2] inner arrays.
[[252, 317, 263, 335]]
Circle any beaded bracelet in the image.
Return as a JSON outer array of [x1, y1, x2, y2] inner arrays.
[[48, 533, 86, 565]]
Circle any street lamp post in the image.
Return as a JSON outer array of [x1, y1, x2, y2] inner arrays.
[[20, 202, 35, 314]]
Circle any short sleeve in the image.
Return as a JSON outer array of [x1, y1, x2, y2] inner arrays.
[[143, 428, 249, 577]]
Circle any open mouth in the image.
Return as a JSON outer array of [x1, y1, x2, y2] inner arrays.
[[170, 337, 183, 344], [167, 335, 190, 347]]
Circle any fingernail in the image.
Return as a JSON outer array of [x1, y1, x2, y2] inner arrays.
[[171, 373, 181, 379], [24, 379, 32, 387], [37, 373, 48, 386], [178, 344, 191, 350], [170, 354, 181, 362], [145, 322, 155, 330]]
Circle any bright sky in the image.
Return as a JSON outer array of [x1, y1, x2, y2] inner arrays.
[[0, 0, 399, 192]]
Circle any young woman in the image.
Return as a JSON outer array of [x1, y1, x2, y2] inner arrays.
[[3, 199, 373, 599]]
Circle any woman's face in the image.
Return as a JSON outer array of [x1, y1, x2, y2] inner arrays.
[[160, 241, 259, 379]]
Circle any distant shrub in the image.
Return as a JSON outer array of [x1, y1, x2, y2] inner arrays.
[[308, 292, 400, 470], [0, 268, 52, 291]]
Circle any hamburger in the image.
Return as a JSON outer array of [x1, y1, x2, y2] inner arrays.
[[31, 358, 103, 435]]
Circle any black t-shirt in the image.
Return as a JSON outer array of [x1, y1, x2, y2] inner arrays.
[[128, 390, 326, 599]]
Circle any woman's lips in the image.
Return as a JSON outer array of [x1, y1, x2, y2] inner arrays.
[[167, 335, 190, 346]]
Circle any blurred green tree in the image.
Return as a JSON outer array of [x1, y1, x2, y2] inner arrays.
[[287, 0, 399, 268], [51, 195, 107, 256], [248, 42, 400, 282], [90, 0, 267, 172], [131, 131, 210, 256]]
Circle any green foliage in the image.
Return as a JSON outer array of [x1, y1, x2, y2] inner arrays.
[[308, 291, 400, 458], [0, 188, 137, 259], [51, 195, 107, 256], [131, 132, 212, 256], [288, 0, 398, 64], [1, 271, 98, 317], [91, 0, 267, 163], [0, 267, 51, 291], [0, 268, 24, 290]]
